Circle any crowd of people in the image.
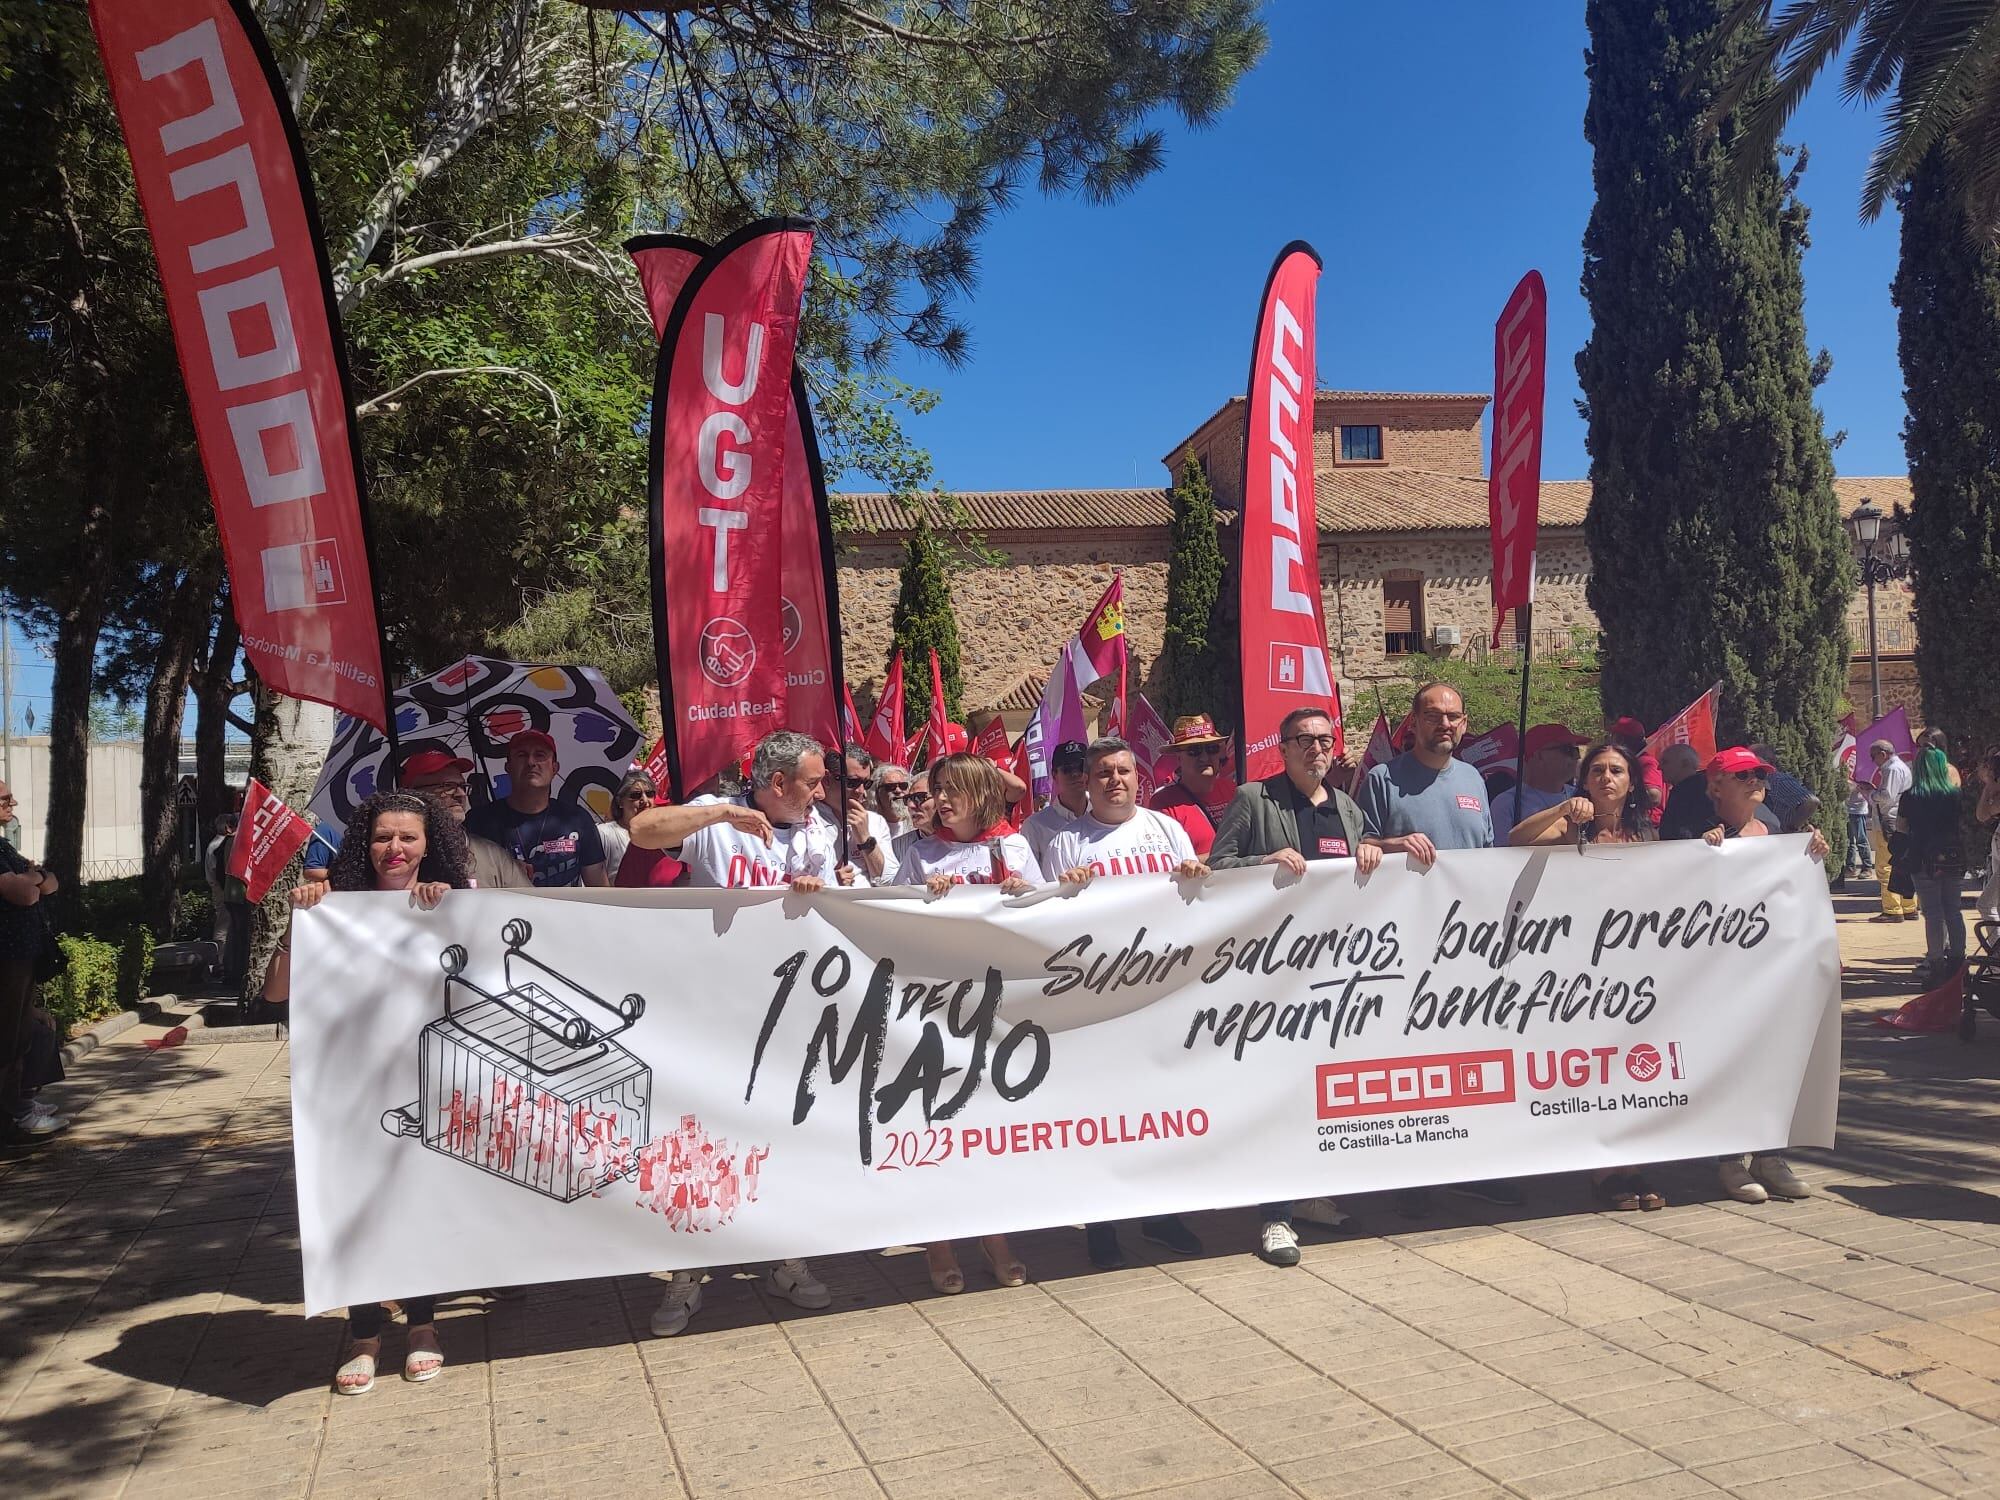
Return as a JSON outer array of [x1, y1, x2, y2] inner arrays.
[[6, 683, 1990, 1393]]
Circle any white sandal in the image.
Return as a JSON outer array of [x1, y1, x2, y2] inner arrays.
[[334, 1343, 378, 1396], [403, 1327, 444, 1383]]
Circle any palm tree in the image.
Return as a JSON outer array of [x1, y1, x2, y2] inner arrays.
[[1712, 0, 2000, 237]]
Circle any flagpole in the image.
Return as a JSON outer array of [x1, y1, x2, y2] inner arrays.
[[1510, 604, 1533, 818]]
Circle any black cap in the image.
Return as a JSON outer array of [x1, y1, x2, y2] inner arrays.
[[1052, 739, 1089, 770]]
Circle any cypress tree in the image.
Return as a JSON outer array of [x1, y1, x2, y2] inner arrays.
[[1892, 148, 2000, 783], [890, 518, 962, 736], [1578, 0, 1853, 847], [1157, 448, 1230, 723]]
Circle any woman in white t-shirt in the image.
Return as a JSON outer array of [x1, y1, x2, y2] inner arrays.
[[893, 752, 1039, 1292], [898, 752, 1043, 897]]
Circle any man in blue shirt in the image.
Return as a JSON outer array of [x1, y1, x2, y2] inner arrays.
[[465, 730, 608, 887], [1359, 682, 1524, 1213]]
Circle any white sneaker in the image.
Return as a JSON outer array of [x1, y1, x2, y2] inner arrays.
[[1292, 1196, 1351, 1230], [769, 1258, 831, 1309], [15, 1104, 64, 1136], [1752, 1156, 1812, 1200], [1718, 1159, 1768, 1204], [650, 1272, 703, 1336], [1257, 1221, 1300, 1267]]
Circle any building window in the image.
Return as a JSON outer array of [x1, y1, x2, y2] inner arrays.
[[1383, 578, 1425, 656], [1340, 425, 1383, 462]]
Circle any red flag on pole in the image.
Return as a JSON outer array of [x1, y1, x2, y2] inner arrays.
[[88, 0, 392, 733], [924, 648, 951, 769], [642, 220, 812, 797], [638, 737, 672, 789], [841, 683, 866, 744], [863, 651, 906, 765], [973, 717, 1010, 766], [1644, 682, 1722, 766], [1489, 271, 1548, 646], [226, 777, 312, 903], [1238, 243, 1342, 781], [628, 232, 844, 760], [1349, 712, 1397, 794]]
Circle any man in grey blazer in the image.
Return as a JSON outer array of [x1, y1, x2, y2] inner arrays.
[[1210, 706, 1382, 1266]]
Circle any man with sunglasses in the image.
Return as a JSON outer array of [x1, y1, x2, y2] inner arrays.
[[400, 750, 530, 889], [1211, 706, 1379, 1265], [1022, 739, 1091, 871], [1359, 682, 1525, 1212], [1149, 714, 1237, 856], [890, 770, 933, 870]]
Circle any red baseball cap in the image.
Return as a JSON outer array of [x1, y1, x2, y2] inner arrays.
[[505, 729, 559, 758], [1523, 724, 1590, 757], [400, 748, 474, 780], [1707, 746, 1775, 775], [1609, 716, 1648, 740]]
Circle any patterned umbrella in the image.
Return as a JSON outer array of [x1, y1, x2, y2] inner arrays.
[[308, 656, 646, 836]]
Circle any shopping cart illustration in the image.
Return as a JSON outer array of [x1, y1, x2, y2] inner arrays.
[[381, 918, 652, 1202]]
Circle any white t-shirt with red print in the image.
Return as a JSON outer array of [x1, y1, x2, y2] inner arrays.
[[1044, 808, 1197, 880], [678, 795, 854, 890], [899, 830, 1044, 886]]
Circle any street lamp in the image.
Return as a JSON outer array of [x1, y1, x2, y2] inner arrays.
[[1846, 500, 1913, 722]]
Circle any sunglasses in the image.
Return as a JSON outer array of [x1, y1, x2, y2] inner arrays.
[[880, 782, 911, 795], [905, 790, 933, 805], [1179, 744, 1228, 759], [1729, 770, 1769, 783]]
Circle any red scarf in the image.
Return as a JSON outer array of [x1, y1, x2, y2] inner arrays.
[[932, 819, 1014, 845]]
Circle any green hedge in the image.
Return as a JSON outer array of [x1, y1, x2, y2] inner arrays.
[[47, 935, 121, 1033], [43, 925, 156, 1035]]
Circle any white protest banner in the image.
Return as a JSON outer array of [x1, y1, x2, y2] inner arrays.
[[292, 838, 1839, 1315]]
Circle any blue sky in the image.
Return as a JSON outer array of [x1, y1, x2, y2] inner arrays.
[[0, 0, 1909, 739], [882, 0, 1905, 493]]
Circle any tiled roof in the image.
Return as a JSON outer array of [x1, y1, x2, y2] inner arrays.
[[1832, 475, 1913, 513], [987, 670, 1113, 714], [839, 488, 1174, 535], [837, 473, 1911, 541], [1316, 468, 1590, 532]]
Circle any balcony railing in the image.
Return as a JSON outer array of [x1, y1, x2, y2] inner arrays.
[[1848, 619, 1916, 655], [1461, 625, 1600, 663]]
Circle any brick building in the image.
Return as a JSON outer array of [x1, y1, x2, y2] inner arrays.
[[836, 390, 1915, 728]]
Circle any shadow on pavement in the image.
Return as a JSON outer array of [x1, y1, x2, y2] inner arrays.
[[1828, 1180, 2000, 1224]]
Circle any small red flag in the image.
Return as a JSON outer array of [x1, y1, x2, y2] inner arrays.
[[864, 651, 907, 765], [227, 777, 313, 903]]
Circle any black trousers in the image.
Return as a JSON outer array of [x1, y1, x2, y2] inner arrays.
[[348, 1297, 437, 1339], [0, 958, 34, 1116]]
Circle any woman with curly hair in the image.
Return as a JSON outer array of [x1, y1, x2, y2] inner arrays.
[[263, 790, 470, 1395], [1509, 743, 1669, 1211]]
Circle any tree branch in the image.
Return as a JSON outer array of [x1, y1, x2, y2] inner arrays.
[[355, 365, 564, 429]]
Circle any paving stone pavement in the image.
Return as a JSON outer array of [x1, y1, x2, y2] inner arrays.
[[5, 880, 2000, 1499]]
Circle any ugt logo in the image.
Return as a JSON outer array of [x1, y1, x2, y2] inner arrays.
[[698, 616, 756, 688]]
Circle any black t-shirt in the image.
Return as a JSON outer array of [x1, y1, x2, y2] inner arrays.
[[1278, 781, 1356, 861], [464, 800, 605, 887], [0, 838, 45, 961], [1658, 778, 1717, 842]]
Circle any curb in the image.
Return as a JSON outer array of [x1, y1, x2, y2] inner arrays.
[[59, 996, 204, 1067]]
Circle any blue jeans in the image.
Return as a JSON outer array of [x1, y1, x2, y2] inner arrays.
[[1847, 812, 1873, 868], [1911, 869, 1965, 963]]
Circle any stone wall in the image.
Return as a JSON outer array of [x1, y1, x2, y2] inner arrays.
[[1172, 396, 1488, 504], [835, 524, 1591, 717]]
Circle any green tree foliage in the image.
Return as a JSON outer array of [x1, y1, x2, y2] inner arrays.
[[1156, 449, 1231, 723], [890, 521, 961, 740], [1892, 148, 2000, 781], [1396, 649, 1605, 745], [1578, 0, 1853, 858], [1709, 0, 2000, 240]]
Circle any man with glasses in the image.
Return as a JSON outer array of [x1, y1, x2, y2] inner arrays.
[[1149, 714, 1236, 855], [400, 749, 532, 889], [1211, 706, 1380, 1265], [1023, 739, 1090, 871], [891, 771, 933, 871], [1359, 682, 1524, 1212], [873, 763, 915, 840]]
